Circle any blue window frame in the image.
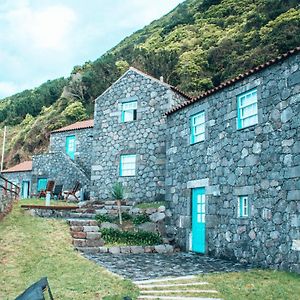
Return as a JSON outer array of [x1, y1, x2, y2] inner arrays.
[[238, 196, 249, 218], [237, 89, 258, 130], [120, 154, 136, 176], [190, 111, 205, 144], [121, 101, 137, 122], [66, 135, 76, 160]]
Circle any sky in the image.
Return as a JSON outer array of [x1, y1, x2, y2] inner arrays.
[[0, 0, 184, 99]]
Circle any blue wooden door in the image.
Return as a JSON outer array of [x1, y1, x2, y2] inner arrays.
[[22, 181, 30, 199], [66, 135, 76, 160], [192, 188, 206, 253]]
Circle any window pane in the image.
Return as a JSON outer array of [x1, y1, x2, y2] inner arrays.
[[120, 155, 136, 176], [123, 101, 137, 110], [123, 110, 133, 122], [191, 112, 205, 144]]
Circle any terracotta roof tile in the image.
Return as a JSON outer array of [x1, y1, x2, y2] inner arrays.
[[2, 160, 32, 173], [51, 119, 94, 134], [166, 47, 300, 115]]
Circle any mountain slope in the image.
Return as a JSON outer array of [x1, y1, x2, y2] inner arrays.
[[1, 0, 300, 167]]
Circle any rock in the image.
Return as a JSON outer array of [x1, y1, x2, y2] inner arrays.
[[157, 205, 166, 212], [86, 232, 102, 240], [100, 222, 120, 230], [137, 222, 157, 233], [146, 208, 157, 215], [83, 226, 99, 232], [120, 246, 131, 254], [99, 247, 108, 253], [109, 246, 121, 254], [150, 212, 165, 223], [249, 230, 256, 240], [144, 246, 154, 253], [165, 209, 172, 217], [130, 246, 144, 254], [154, 244, 167, 253], [165, 244, 174, 253]]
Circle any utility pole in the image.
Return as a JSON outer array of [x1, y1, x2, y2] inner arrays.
[[1, 126, 7, 172]]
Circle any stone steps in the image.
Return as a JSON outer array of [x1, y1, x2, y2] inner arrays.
[[135, 275, 222, 300], [68, 218, 104, 251]]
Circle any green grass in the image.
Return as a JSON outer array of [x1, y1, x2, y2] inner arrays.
[[20, 198, 76, 206], [135, 201, 165, 209], [0, 202, 138, 300], [202, 270, 300, 300]]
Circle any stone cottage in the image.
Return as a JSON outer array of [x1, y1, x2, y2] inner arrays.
[[2, 160, 32, 198], [165, 49, 300, 273], [3, 120, 94, 197], [1, 48, 299, 273], [90, 67, 190, 201]]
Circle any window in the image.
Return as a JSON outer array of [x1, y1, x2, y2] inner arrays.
[[121, 101, 137, 122], [190, 111, 205, 144], [66, 135, 76, 160], [37, 178, 47, 192], [237, 88, 258, 129], [120, 154, 136, 176], [238, 196, 249, 218]]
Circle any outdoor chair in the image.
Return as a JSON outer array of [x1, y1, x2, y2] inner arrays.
[[63, 181, 80, 201], [15, 277, 54, 300], [52, 184, 63, 200], [38, 180, 55, 198]]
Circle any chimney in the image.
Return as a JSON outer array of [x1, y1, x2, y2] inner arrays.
[[160, 76, 164, 82]]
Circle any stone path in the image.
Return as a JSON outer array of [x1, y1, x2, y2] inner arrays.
[[85, 252, 250, 281], [134, 275, 223, 300]]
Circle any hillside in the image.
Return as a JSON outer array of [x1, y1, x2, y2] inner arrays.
[[1, 0, 300, 167]]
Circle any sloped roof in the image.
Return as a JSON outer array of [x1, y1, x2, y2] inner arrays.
[[95, 66, 192, 102], [2, 160, 32, 173], [166, 47, 300, 115], [51, 119, 94, 134]]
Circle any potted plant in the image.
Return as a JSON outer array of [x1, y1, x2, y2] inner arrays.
[[112, 182, 124, 225]]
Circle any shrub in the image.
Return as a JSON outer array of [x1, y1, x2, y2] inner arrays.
[[121, 212, 132, 221], [100, 228, 162, 246], [132, 214, 150, 225], [95, 214, 114, 223]]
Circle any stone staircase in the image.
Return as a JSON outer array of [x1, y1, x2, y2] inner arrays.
[[134, 275, 222, 300], [68, 219, 104, 253]]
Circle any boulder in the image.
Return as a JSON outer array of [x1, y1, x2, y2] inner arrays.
[[157, 205, 166, 213], [137, 222, 157, 233], [130, 246, 144, 254], [100, 222, 120, 230], [149, 212, 165, 223]]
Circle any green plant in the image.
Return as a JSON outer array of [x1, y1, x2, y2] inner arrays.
[[95, 214, 114, 223], [135, 201, 166, 209], [132, 214, 150, 225], [121, 212, 132, 221], [100, 228, 162, 246], [111, 182, 124, 200]]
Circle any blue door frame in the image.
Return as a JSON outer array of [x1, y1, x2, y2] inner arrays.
[[21, 181, 30, 199], [192, 187, 206, 253], [66, 135, 76, 160]]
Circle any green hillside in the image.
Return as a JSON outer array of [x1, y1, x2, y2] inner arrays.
[[1, 0, 300, 167]]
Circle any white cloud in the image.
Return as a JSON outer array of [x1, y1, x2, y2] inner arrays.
[[0, 82, 19, 98], [5, 3, 76, 51]]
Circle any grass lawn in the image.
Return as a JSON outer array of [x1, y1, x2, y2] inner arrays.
[[20, 198, 77, 206], [202, 270, 300, 300], [0, 202, 138, 300]]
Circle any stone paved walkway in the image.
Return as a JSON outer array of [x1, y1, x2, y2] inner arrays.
[[85, 252, 251, 281]]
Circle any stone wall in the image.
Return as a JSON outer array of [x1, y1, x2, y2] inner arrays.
[[32, 152, 90, 194], [1, 171, 32, 197], [91, 68, 186, 201], [50, 127, 93, 176], [166, 53, 300, 273]]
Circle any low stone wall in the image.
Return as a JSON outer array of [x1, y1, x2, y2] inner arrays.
[[0, 195, 15, 221], [22, 206, 80, 219], [98, 244, 175, 254]]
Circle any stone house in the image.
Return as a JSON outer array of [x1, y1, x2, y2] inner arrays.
[[1, 48, 299, 273], [2, 161, 32, 198], [165, 49, 300, 273], [3, 120, 94, 197], [90, 67, 190, 201]]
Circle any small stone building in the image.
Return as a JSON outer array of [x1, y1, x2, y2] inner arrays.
[[165, 49, 300, 273], [2, 161, 32, 198], [90, 67, 189, 201]]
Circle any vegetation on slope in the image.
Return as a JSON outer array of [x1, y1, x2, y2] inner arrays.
[[0, 202, 138, 299], [0, 0, 300, 167]]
